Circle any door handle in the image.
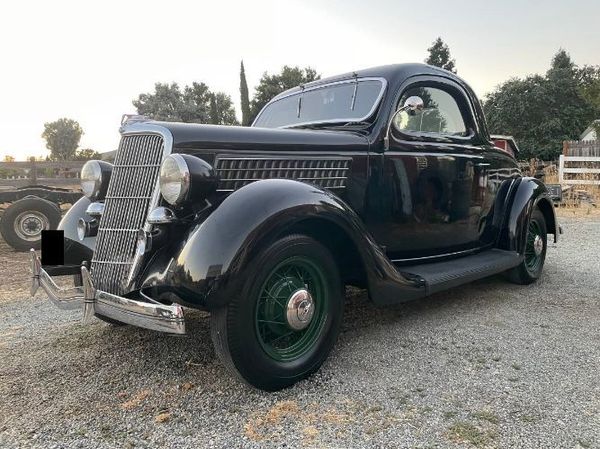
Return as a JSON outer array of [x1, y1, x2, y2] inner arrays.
[[475, 163, 491, 167]]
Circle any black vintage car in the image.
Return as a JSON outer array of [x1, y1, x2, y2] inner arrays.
[[31, 63, 558, 390]]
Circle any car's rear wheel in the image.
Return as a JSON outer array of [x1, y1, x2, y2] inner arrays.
[[0, 198, 61, 251], [210, 234, 343, 391], [506, 207, 547, 285]]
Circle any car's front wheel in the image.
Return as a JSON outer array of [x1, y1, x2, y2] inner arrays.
[[210, 234, 343, 391]]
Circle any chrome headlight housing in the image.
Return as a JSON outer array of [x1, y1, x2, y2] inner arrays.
[[159, 154, 217, 206], [159, 155, 190, 206], [81, 160, 112, 200]]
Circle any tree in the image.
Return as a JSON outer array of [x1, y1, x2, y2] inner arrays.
[[42, 118, 83, 161], [240, 61, 251, 126], [210, 92, 238, 125], [578, 64, 600, 136], [425, 37, 456, 73], [133, 82, 237, 125], [74, 148, 101, 161], [3, 155, 15, 162], [250, 66, 320, 121], [484, 49, 596, 160]]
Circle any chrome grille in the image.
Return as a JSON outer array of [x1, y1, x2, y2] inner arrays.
[[91, 134, 165, 295], [215, 157, 351, 192]]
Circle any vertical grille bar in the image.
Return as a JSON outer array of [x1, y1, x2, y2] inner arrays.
[[91, 134, 166, 295]]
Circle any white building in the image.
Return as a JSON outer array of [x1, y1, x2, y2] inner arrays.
[[580, 120, 599, 141]]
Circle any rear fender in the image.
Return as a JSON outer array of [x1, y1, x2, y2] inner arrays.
[[498, 177, 558, 254], [160, 179, 423, 309]]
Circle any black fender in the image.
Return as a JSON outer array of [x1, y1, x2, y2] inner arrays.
[[497, 177, 558, 254], [159, 179, 424, 309], [57, 196, 95, 265]]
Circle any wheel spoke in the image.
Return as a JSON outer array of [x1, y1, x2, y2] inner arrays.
[[255, 256, 328, 362]]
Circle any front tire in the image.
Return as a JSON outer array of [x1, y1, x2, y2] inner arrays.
[[210, 234, 343, 391], [506, 207, 547, 285]]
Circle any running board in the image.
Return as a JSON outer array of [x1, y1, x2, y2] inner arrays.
[[398, 249, 522, 296]]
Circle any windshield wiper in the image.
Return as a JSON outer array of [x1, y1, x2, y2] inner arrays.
[[286, 120, 371, 130]]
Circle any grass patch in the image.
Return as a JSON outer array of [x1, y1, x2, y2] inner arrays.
[[472, 410, 499, 424], [520, 414, 537, 423], [447, 421, 496, 447]]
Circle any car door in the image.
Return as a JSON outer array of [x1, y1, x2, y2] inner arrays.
[[365, 77, 487, 261]]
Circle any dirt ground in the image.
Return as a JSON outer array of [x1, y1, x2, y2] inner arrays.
[[1, 217, 600, 448]]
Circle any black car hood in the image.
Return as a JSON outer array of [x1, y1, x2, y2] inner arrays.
[[154, 122, 369, 153]]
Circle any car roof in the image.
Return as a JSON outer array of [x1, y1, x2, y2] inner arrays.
[[271, 63, 462, 101]]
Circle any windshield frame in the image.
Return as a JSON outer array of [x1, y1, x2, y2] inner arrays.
[[251, 77, 388, 129]]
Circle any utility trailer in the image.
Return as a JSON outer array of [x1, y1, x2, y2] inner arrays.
[[0, 161, 83, 251]]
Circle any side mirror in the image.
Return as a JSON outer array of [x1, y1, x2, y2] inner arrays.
[[402, 96, 425, 115], [384, 96, 425, 150]]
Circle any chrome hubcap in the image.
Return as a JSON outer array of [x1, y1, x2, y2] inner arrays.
[[14, 212, 49, 242], [533, 235, 544, 256], [286, 289, 315, 331]]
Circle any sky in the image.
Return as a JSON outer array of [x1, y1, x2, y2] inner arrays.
[[1, 0, 599, 160]]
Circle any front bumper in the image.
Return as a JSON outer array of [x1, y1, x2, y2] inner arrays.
[[30, 250, 185, 334]]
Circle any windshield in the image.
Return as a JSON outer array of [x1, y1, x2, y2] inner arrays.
[[252, 78, 385, 128]]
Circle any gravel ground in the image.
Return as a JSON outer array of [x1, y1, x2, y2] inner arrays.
[[0, 218, 599, 449]]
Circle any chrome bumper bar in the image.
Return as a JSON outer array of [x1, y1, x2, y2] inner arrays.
[[30, 250, 185, 334]]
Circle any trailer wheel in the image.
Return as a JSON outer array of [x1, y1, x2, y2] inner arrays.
[[0, 198, 61, 251]]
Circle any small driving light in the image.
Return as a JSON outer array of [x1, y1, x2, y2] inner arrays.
[[77, 218, 98, 240]]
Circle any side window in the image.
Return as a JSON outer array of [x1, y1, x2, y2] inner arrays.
[[394, 86, 467, 137]]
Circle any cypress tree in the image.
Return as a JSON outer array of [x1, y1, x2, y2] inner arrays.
[[240, 60, 251, 126]]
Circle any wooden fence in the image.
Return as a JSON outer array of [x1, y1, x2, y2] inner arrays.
[[559, 140, 600, 185], [563, 140, 600, 157], [0, 161, 84, 188]]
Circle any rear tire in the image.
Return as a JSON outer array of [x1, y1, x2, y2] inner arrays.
[[210, 234, 344, 391], [0, 198, 61, 251], [506, 208, 547, 285]]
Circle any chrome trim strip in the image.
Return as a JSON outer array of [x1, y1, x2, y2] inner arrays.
[[391, 247, 481, 264], [252, 77, 388, 128], [31, 250, 185, 334]]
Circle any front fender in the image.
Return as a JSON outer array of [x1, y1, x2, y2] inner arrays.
[[58, 196, 95, 265], [499, 177, 558, 254], [161, 179, 423, 309]]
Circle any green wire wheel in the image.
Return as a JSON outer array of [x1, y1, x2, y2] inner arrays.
[[255, 256, 329, 362], [524, 219, 544, 274], [506, 207, 547, 285], [211, 234, 344, 391]]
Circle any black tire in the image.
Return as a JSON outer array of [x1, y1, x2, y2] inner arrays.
[[210, 234, 344, 391], [0, 198, 61, 251], [506, 208, 547, 285], [73, 273, 126, 327]]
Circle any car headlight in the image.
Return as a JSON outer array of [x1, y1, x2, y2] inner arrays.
[[159, 155, 190, 206], [159, 154, 216, 206], [81, 160, 112, 200]]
